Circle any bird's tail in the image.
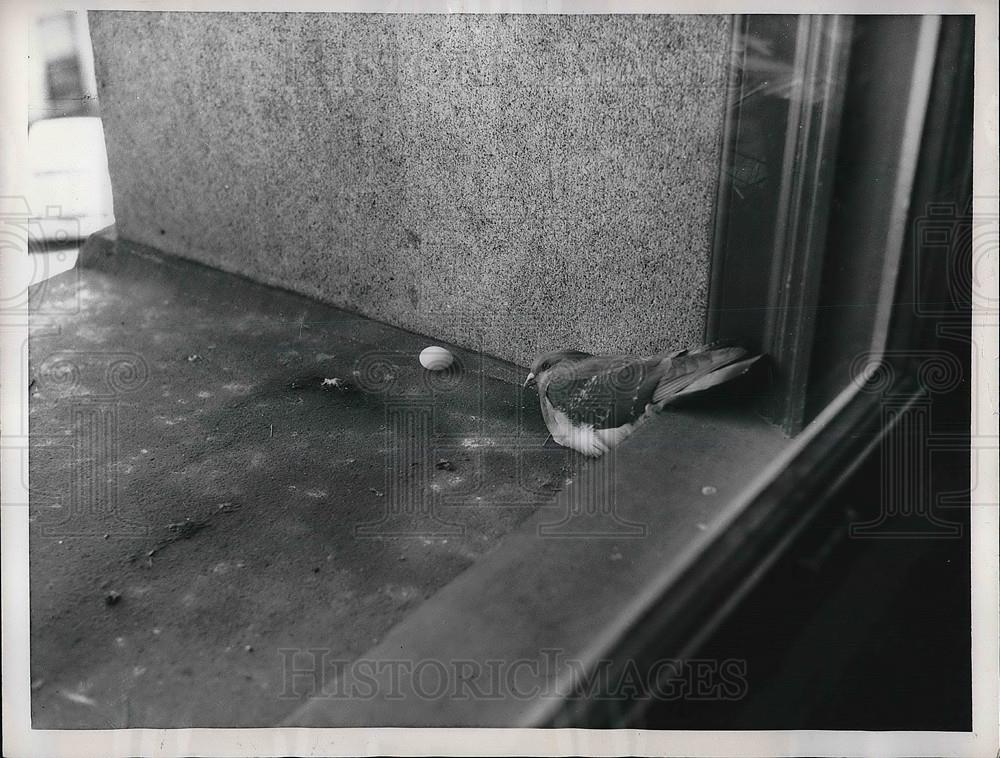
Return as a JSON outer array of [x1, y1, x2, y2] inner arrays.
[[652, 343, 762, 405]]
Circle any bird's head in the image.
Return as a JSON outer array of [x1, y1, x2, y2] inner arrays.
[[523, 349, 592, 388]]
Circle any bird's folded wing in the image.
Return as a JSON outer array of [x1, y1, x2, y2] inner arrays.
[[543, 357, 662, 430], [651, 348, 757, 405], [677, 355, 762, 394]]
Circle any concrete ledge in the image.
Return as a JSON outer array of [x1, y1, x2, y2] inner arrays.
[[29, 230, 572, 728], [32, 228, 784, 728], [284, 385, 786, 727]]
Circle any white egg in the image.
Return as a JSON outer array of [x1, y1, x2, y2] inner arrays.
[[419, 345, 454, 371]]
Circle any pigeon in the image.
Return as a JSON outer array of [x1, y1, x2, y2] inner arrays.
[[524, 342, 762, 457]]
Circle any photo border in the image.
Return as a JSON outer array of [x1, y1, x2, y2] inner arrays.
[[2, 0, 996, 755]]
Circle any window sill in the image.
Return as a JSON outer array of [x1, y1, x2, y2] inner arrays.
[[287, 394, 792, 727], [31, 228, 882, 729]]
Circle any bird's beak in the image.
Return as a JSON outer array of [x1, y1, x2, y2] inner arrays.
[[523, 372, 535, 389]]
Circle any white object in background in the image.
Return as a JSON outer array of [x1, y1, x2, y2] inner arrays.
[[419, 346, 455, 371], [27, 116, 115, 243]]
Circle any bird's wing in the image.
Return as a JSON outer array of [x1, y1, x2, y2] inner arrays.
[[542, 356, 662, 430], [651, 347, 758, 405]]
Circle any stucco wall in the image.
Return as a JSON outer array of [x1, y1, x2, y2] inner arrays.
[[89, 12, 731, 366]]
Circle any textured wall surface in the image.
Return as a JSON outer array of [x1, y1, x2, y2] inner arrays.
[[89, 12, 731, 366]]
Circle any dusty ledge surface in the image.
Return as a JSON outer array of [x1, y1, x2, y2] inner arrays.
[[28, 232, 785, 729], [28, 234, 572, 728]]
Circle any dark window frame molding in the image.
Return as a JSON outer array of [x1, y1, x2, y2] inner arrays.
[[707, 14, 947, 435], [708, 14, 854, 435]]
